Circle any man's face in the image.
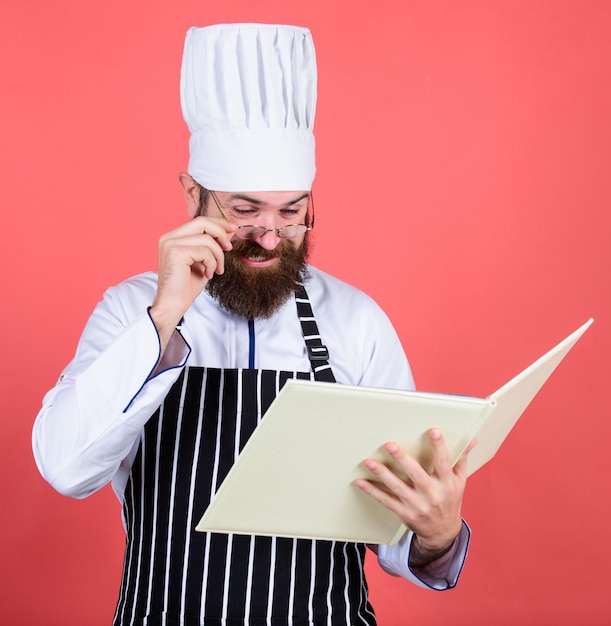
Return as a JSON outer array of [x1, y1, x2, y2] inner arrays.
[[204, 190, 312, 319]]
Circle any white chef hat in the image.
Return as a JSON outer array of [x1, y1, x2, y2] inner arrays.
[[180, 23, 317, 192]]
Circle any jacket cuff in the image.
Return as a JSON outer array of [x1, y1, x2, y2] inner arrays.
[[377, 519, 471, 590]]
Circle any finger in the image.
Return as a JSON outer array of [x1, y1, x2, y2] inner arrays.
[[360, 455, 414, 499], [188, 240, 226, 278], [162, 217, 236, 251], [453, 437, 477, 478], [381, 442, 430, 490], [192, 246, 223, 279], [162, 234, 228, 275], [429, 428, 453, 479], [353, 476, 407, 518], [191, 216, 238, 250]]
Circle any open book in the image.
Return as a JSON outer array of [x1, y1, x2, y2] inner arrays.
[[196, 319, 593, 545]]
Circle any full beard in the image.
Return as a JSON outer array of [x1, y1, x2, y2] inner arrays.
[[206, 235, 311, 319]]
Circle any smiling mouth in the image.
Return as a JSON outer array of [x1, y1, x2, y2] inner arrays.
[[245, 252, 274, 262], [239, 253, 278, 268], [232, 239, 283, 266]]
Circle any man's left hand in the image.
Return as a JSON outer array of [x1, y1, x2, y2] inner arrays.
[[354, 429, 475, 559]]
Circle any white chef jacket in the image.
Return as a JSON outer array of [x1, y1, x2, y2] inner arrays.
[[32, 265, 469, 590]]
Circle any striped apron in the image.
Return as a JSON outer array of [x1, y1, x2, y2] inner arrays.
[[113, 286, 377, 626]]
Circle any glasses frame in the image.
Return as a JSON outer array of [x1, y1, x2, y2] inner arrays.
[[209, 190, 315, 240]]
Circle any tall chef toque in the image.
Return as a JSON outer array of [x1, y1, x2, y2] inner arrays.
[[180, 23, 318, 192]]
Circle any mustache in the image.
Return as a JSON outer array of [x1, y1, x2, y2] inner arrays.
[[229, 238, 291, 260]]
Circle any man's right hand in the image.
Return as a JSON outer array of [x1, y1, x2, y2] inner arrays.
[[149, 216, 237, 350]]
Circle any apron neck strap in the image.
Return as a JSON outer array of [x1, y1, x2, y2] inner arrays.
[[294, 284, 336, 383]]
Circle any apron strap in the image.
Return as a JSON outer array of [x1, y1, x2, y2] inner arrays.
[[294, 284, 337, 383]]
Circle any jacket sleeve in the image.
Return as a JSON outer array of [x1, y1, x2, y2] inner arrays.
[[377, 521, 471, 590], [32, 281, 190, 499]]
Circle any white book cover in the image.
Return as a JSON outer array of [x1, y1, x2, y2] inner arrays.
[[196, 319, 593, 545]]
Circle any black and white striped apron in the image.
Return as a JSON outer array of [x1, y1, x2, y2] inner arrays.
[[113, 286, 377, 626]]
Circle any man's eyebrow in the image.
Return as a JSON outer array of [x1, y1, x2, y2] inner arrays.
[[225, 193, 310, 207]]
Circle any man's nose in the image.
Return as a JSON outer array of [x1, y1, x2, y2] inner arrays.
[[253, 228, 282, 250], [252, 213, 283, 249]]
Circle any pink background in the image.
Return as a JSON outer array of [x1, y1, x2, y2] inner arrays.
[[2, 1, 610, 624]]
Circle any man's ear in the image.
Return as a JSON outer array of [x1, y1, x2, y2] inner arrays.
[[178, 172, 200, 217]]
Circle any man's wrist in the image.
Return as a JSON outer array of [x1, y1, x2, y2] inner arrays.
[[409, 534, 457, 568], [148, 305, 182, 354]]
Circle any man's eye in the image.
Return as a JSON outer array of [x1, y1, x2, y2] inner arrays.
[[281, 208, 300, 217], [232, 208, 257, 217]]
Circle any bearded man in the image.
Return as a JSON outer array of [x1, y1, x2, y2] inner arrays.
[[195, 184, 312, 321], [33, 24, 472, 626]]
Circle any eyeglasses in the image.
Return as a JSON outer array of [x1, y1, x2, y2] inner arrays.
[[209, 190, 314, 240]]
